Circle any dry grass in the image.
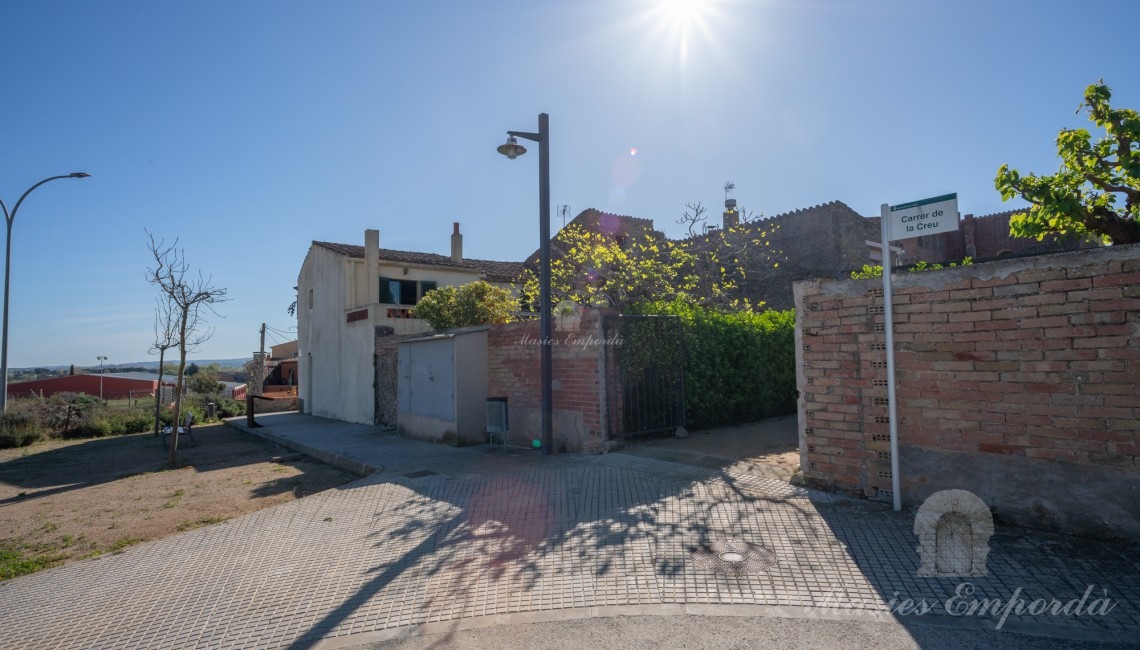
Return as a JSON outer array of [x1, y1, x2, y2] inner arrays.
[[0, 422, 354, 580]]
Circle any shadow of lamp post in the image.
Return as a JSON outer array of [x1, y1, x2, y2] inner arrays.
[[498, 114, 553, 455], [0, 172, 91, 412]]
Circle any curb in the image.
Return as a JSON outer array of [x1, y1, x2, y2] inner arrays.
[[312, 603, 1136, 649], [224, 419, 379, 477]]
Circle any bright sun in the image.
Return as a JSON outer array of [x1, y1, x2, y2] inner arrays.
[[651, 0, 714, 64], [661, 0, 706, 28]]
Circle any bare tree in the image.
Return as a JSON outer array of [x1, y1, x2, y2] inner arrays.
[[676, 201, 708, 237], [146, 232, 228, 467], [148, 296, 179, 435]]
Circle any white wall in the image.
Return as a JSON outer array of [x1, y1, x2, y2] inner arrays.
[[298, 243, 503, 426]]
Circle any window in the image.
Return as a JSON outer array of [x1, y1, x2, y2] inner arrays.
[[379, 278, 440, 305], [380, 278, 416, 305]]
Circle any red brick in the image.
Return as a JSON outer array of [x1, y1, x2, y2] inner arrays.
[[1094, 271, 1140, 288], [1040, 278, 1092, 292]]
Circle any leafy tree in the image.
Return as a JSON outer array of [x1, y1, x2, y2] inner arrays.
[[185, 363, 200, 376], [412, 281, 516, 330], [521, 223, 689, 309], [996, 81, 1140, 244], [682, 215, 780, 311], [188, 365, 224, 396], [521, 214, 780, 313]]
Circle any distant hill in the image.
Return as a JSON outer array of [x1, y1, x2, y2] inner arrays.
[[13, 358, 250, 373]]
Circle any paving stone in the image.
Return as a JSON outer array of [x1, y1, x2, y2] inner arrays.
[[0, 414, 1136, 648]]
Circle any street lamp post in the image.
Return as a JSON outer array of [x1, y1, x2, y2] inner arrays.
[[498, 114, 553, 455], [97, 355, 108, 402], [0, 173, 91, 412]]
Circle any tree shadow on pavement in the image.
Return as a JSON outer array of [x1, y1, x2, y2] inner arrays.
[[284, 455, 822, 649]]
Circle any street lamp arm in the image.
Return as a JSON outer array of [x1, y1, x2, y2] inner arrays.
[[507, 130, 542, 143], [6, 174, 86, 225], [0, 171, 90, 413]]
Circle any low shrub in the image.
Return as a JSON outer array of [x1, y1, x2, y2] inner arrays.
[[214, 398, 246, 419], [65, 417, 113, 439], [0, 412, 44, 449]]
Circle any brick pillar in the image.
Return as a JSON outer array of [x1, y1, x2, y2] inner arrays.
[[963, 213, 976, 258]]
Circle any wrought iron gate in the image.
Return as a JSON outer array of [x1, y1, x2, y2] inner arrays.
[[610, 314, 685, 438]]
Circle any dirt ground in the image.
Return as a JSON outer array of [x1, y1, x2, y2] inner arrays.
[[613, 414, 801, 480], [0, 423, 355, 579]]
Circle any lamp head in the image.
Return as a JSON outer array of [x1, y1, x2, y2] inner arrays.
[[497, 135, 526, 160], [70, 172, 91, 178]]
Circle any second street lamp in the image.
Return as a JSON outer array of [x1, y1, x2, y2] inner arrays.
[[97, 355, 108, 402], [498, 114, 552, 455], [0, 172, 91, 412]]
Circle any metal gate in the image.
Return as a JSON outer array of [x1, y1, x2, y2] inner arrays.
[[610, 314, 685, 438]]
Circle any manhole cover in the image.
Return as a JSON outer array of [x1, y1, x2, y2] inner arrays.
[[690, 539, 777, 576], [403, 469, 437, 478]]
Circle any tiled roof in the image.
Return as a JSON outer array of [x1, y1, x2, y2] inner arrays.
[[312, 241, 524, 282]]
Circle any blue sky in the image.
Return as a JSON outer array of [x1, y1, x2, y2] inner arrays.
[[2, 0, 1137, 368]]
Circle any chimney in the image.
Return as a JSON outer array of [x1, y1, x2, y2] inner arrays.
[[723, 198, 739, 229], [365, 229, 380, 304], [451, 222, 463, 263]]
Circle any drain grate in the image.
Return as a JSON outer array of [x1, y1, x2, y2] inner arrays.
[[690, 538, 777, 576], [402, 469, 437, 478]]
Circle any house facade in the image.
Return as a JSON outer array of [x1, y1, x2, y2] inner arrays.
[[297, 224, 522, 424]]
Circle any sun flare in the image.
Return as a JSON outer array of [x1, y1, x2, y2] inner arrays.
[[661, 0, 707, 28], [650, 0, 715, 65]]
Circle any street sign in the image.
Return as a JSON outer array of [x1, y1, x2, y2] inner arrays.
[[888, 193, 959, 241]]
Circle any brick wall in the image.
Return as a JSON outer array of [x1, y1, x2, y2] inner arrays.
[[794, 243, 1140, 537], [375, 312, 618, 449], [486, 311, 611, 453]]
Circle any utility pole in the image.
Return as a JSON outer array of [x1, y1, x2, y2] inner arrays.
[[258, 323, 266, 396]]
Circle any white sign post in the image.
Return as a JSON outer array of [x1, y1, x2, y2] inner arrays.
[[879, 193, 958, 512]]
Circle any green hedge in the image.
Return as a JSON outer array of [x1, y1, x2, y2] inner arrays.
[[633, 299, 796, 429]]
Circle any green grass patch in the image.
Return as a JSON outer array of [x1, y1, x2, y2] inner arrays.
[[175, 516, 230, 532], [108, 537, 143, 553], [163, 489, 184, 509], [0, 540, 70, 581]]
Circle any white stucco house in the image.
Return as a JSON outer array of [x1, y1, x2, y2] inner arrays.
[[297, 223, 522, 424]]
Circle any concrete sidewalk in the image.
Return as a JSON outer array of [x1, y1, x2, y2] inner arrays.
[[0, 413, 1135, 649]]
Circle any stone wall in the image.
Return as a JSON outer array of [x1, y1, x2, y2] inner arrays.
[[794, 243, 1140, 538]]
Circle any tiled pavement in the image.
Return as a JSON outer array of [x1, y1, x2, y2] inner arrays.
[[1, 414, 1137, 649]]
